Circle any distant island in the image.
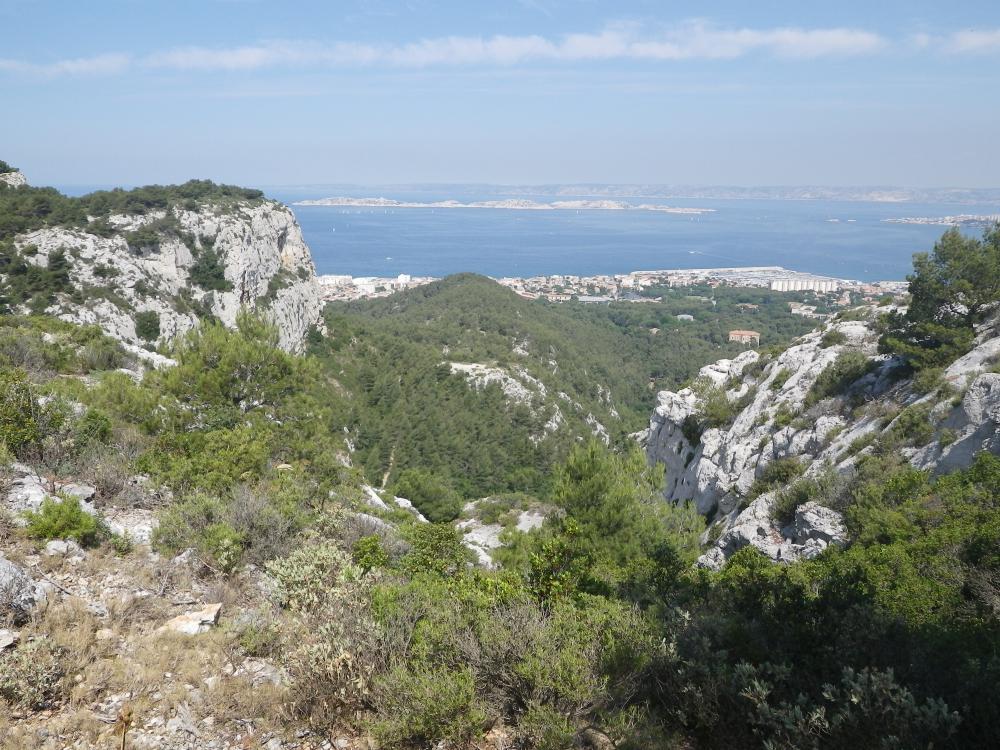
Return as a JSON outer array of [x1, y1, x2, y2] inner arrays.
[[883, 214, 1000, 227], [294, 196, 716, 214], [292, 184, 1000, 205]]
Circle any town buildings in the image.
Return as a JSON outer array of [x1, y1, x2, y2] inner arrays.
[[729, 330, 761, 346]]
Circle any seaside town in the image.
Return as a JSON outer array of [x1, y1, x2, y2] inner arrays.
[[317, 265, 907, 307]]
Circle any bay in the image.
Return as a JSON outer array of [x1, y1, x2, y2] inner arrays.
[[271, 189, 996, 282]]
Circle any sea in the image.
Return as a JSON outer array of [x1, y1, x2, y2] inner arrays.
[[61, 185, 999, 283]]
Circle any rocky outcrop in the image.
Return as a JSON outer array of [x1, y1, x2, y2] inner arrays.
[[450, 362, 610, 443], [0, 556, 41, 623], [645, 311, 1000, 569], [13, 200, 323, 353], [158, 602, 223, 635], [696, 495, 849, 570], [646, 320, 877, 517], [0, 169, 27, 188]]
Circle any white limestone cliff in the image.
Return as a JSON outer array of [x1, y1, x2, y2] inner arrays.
[[644, 309, 1000, 570], [0, 169, 28, 188], [12, 200, 323, 353]]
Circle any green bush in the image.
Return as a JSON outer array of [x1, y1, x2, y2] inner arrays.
[[392, 468, 463, 523], [134, 310, 160, 342], [189, 248, 233, 291], [885, 404, 934, 448], [74, 408, 112, 446], [770, 367, 792, 390], [771, 469, 841, 526], [748, 457, 806, 501], [741, 665, 961, 749], [372, 666, 485, 747], [820, 328, 847, 348], [910, 366, 943, 396], [0, 367, 40, 453], [25, 497, 101, 547], [805, 350, 873, 407], [266, 541, 359, 612], [0, 638, 65, 709], [772, 402, 796, 428], [880, 225, 1000, 369], [401, 523, 471, 577], [352, 534, 389, 573]]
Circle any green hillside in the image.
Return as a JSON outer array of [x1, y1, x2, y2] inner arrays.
[[316, 274, 813, 499]]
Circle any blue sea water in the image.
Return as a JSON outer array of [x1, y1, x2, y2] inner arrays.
[[57, 184, 997, 282], [269, 189, 997, 282]]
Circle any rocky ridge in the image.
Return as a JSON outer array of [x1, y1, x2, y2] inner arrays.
[[9, 181, 323, 354], [644, 309, 1000, 569], [449, 361, 611, 443], [0, 170, 27, 189]]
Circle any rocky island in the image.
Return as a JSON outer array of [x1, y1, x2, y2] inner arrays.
[[295, 195, 715, 213]]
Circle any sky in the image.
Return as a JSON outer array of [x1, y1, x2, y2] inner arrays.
[[2, 0, 1000, 188]]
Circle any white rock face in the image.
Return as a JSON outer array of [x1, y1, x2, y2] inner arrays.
[[0, 170, 27, 188], [158, 602, 223, 635], [449, 362, 610, 443], [457, 518, 505, 568], [646, 321, 881, 517], [13, 200, 323, 353], [696, 497, 849, 571], [0, 556, 41, 622], [647, 312, 1000, 570]]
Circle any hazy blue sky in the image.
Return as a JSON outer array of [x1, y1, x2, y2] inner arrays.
[[2, 0, 1000, 187]]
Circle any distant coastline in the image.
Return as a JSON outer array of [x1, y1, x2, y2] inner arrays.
[[294, 196, 716, 215], [882, 214, 1000, 227]]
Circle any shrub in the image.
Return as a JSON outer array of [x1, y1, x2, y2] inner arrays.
[[880, 225, 1000, 369], [74, 408, 112, 447], [911, 366, 946, 396], [772, 403, 796, 429], [134, 310, 160, 342], [25, 497, 102, 547], [266, 542, 359, 612], [0, 638, 65, 709], [681, 414, 703, 445], [0, 367, 40, 454], [401, 523, 472, 577], [804, 350, 873, 407], [696, 381, 740, 429], [885, 404, 934, 448], [372, 666, 486, 747], [748, 457, 806, 500], [846, 431, 878, 456], [771, 469, 842, 526], [820, 328, 847, 348], [77, 337, 123, 371], [189, 248, 233, 291], [392, 468, 462, 523], [770, 367, 792, 390], [153, 484, 299, 572], [741, 665, 961, 750], [352, 534, 390, 573]]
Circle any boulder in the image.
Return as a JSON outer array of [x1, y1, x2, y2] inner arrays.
[[5, 471, 51, 516], [0, 556, 41, 623], [43, 539, 86, 559], [0, 628, 19, 650], [158, 603, 223, 635], [56, 482, 97, 504], [792, 501, 848, 547]]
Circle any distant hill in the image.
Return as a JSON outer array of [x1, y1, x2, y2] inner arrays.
[[318, 273, 813, 497]]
